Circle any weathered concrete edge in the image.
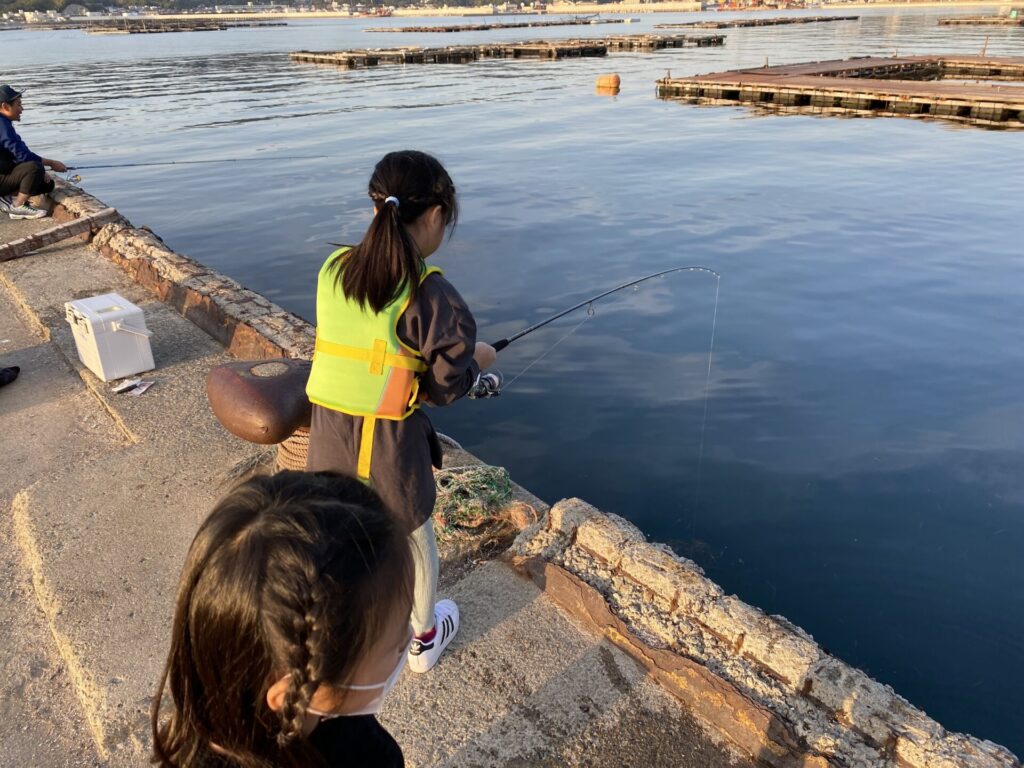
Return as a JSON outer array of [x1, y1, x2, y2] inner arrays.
[[509, 499, 1021, 768], [49, 187, 1020, 768], [52, 184, 315, 362]]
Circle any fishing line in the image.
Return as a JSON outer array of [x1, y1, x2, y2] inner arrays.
[[502, 305, 595, 392], [696, 276, 721, 479], [67, 155, 327, 171], [474, 266, 722, 525]]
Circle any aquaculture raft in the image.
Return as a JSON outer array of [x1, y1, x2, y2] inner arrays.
[[656, 55, 1024, 128], [290, 34, 724, 68], [939, 11, 1023, 26], [83, 19, 286, 33], [366, 17, 626, 33], [655, 15, 858, 29]]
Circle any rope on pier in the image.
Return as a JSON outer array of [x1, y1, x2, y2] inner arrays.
[[276, 427, 310, 471]]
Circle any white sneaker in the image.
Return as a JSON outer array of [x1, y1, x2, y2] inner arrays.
[[408, 599, 459, 674], [7, 202, 47, 220]]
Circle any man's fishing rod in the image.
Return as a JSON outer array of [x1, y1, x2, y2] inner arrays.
[[492, 265, 720, 351], [470, 265, 720, 398], [66, 155, 327, 172]]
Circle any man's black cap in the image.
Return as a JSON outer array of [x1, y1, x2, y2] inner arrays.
[[0, 85, 23, 105]]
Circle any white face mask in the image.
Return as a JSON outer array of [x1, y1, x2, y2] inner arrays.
[[307, 650, 407, 719]]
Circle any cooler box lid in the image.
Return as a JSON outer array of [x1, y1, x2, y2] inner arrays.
[[65, 293, 145, 334]]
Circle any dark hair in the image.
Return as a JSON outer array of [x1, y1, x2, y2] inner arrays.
[[331, 150, 458, 313], [151, 471, 414, 768]]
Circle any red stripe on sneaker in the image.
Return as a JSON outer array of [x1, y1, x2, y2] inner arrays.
[[416, 626, 437, 643]]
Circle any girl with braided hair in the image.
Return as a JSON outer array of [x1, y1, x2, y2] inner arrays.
[[152, 471, 413, 768], [306, 150, 497, 673]]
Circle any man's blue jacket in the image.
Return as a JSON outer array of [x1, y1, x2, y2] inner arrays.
[[0, 115, 42, 172]]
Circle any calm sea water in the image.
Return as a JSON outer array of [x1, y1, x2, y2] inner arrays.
[[4, 10, 1022, 753]]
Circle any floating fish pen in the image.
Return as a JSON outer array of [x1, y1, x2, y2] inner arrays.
[[365, 17, 625, 33], [291, 34, 724, 68], [83, 19, 286, 34], [87, 21, 224, 33], [939, 15, 1024, 26], [225, 21, 289, 27], [604, 33, 724, 50], [655, 15, 859, 29], [656, 55, 1024, 128]]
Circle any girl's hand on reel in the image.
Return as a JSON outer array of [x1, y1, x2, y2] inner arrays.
[[473, 342, 497, 371]]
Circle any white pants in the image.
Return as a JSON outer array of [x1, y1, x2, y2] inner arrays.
[[410, 519, 439, 635]]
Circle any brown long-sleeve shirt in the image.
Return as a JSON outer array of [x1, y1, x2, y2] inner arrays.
[[306, 272, 480, 531]]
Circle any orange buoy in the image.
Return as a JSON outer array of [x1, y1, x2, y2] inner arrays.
[[596, 73, 621, 89], [595, 85, 620, 97]]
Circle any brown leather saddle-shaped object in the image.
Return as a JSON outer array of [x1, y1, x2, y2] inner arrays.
[[206, 359, 312, 445]]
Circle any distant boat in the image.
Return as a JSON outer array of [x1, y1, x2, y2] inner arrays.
[[623, 16, 641, 22]]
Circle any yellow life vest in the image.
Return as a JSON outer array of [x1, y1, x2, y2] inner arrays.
[[306, 247, 442, 480]]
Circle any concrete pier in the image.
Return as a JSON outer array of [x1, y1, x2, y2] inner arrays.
[[1, 188, 1020, 767]]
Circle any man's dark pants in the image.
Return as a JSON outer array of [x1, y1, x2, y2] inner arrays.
[[0, 161, 55, 198]]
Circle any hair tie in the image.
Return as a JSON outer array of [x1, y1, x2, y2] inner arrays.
[[383, 196, 400, 208]]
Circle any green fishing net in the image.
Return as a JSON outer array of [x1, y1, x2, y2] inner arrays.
[[433, 464, 513, 538]]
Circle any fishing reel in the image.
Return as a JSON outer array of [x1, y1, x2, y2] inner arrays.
[[468, 370, 503, 399]]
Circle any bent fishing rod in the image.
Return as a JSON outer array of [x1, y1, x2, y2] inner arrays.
[[492, 265, 720, 351], [470, 265, 720, 398]]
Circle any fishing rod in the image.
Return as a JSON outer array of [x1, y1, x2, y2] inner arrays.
[[493, 265, 719, 351], [66, 155, 327, 172], [469, 265, 720, 398]]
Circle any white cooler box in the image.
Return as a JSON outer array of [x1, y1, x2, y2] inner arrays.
[[65, 293, 155, 382]]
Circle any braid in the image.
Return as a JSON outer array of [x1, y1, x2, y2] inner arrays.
[[152, 472, 414, 768], [275, 563, 324, 749]]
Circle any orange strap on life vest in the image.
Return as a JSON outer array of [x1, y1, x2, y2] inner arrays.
[[314, 337, 428, 374]]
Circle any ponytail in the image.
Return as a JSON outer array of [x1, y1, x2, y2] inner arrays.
[[330, 150, 458, 313]]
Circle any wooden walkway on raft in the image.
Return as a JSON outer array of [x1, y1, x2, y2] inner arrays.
[[656, 15, 859, 29], [84, 19, 286, 33], [291, 34, 724, 67], [939, 15, 1024, 26], [656, 55, 1024, 128], [366, 17, 625, 33]]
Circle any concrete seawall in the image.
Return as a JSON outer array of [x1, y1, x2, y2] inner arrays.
[[12, 184, 1020, 767], [510, 501, 1020, 767]]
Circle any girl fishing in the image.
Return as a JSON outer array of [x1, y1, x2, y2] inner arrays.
[[305, 149, 496, 673], [152, 471, 414, 767]]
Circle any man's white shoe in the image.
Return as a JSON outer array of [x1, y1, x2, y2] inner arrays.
[[7, 202, 47, 220], [407, 599, 459, 674]]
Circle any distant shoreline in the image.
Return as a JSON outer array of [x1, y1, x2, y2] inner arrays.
[[145, 2, 1006, 20], [5, 0, 1010, 25]]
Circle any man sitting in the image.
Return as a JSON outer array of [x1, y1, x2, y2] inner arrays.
[[0, 85, 66, 220]]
